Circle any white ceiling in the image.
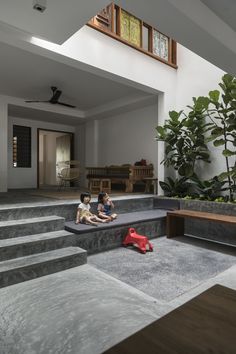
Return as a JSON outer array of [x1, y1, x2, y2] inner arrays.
[[0, 0, 236, 125], [0, 0, 109, 44], [0, 41, 151, 110], [8, 104, 84, 126], [201, 0, 236, 32]]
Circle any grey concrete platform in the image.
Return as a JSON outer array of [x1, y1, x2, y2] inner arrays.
[[0, 264, 169, 354], [0, 262, 236, 354], [0, 215, 65, 239], [89, 236, 236, 302], [65, 210, 167, 254], [0, 246, 87, 288], [0, 230, 76, 261]]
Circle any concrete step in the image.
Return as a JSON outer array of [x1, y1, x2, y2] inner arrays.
[[0, 197, 154, 221], [0, 230, 76, 261], [0, 216, 65, 239], [65, 210, 167, 254], [0, 247, 87, 288]]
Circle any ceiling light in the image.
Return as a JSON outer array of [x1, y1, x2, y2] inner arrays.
[[33, 0, 47, 13]]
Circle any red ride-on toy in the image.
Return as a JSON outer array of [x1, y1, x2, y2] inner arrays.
[[122, 228, 153, 254]]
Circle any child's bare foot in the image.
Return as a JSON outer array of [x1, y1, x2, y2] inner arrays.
[[91, 222, 98, 226], [102, 219, 110, 223], [75, 220, 79, 224]]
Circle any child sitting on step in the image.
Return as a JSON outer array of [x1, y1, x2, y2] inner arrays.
[[97, 192, 117, 221], [76, 192, 109, 226]]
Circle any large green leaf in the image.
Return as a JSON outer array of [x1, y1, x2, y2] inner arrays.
[[209, 90, 220, 102], [222, 74, 234, 85], [178, 164, 193, 177], [222, 149, 236, 157], [169, 111, 180, 121], [213, 139, 225, 147]]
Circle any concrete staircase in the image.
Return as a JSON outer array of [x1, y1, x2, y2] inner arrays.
[[0, 215, 87, 288]]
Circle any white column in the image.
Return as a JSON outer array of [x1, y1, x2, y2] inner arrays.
[[75, 124, 86, 187], [0, 98, 8, 192], [157, 93, 165, 195], [85, 119, 99, 166]]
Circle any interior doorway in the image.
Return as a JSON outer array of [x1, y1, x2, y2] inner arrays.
[[37, 129, 74, 188]]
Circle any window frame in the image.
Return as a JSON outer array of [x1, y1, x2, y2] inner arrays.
[[88, 3, 177, 69], [13, 124, 32, 168]]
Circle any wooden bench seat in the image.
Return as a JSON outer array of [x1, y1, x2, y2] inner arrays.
[[86, 165, 154, 193], [167, 209, 236, 238]]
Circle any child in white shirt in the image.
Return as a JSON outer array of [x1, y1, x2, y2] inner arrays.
[[76, 192, 109, 226]]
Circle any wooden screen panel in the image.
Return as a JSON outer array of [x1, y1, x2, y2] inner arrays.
[[13, 125, 31, 168], [90, 4, 112, 32]]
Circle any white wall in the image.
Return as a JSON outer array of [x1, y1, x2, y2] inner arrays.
[[3, 26, 230, 190], [175, 45, 226, 180], [0, 98, 8, 192], [8, 116, 75, 189], [97, 104, 158, 177], [61, 27, 228, 185]]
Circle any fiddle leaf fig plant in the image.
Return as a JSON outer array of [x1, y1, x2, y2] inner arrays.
[[206, 74, 236, 201], [156, 97, 211, 178]]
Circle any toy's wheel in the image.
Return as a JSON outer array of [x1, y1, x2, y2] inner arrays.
[[140, 250, 146, 254]]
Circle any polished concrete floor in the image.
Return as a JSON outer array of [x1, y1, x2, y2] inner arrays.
[[0, 189, 235, 353], [1, 260, 236, 354]]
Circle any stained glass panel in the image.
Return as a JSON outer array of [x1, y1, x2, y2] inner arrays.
[[153, 30, 169, 60], [129, 15, 141, 47], [121, 10, 141, 47], [121, 10, 130, 42]]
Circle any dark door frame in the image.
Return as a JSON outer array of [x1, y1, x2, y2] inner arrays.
[[37, 128, 74, 188]]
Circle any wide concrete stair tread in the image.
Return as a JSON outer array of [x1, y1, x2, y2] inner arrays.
[[0, 230, 76, 261], [0, 215, 65, 239], [0, 247, 87, 288], [0, 215, 64, 227], [0, 246, 85, 271], [65, 209, 167, 234], [0, 230, 74, 247]]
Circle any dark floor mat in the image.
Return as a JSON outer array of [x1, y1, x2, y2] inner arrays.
[[65, 209, 167, 234]]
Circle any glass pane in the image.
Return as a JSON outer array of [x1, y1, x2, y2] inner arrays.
[[160, 33, 169, 60], [153, 29, 160, 57], [153, 29, 169, 60], [129, 15, 141, 47], [121, 10, 141, 47], [142, 25, 149, 51], [120, 10, 130, 41]]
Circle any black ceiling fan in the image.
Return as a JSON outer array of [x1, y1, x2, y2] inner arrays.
[[25, 86, 76, 108]]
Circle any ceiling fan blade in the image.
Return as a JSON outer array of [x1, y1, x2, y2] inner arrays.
[[25, 100, 48, 103], [50, 90, 62, 103], [57, 101, 76, 108]]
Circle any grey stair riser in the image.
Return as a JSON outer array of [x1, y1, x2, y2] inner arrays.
[[185, 219, 236, 246], [72, 218, 166, 255], [0, 198, 154, 221], [0, 252, 87, 288], [0, 219, 64, 239], [0, 234, 77, 261]]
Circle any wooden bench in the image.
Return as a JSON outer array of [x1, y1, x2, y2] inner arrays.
[[167, 209, 236, 238], [103, 285, 236, 354], [86, 165, 154, 193]]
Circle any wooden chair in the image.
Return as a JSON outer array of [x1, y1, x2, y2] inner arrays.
[[58, 167, 80, 190]]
